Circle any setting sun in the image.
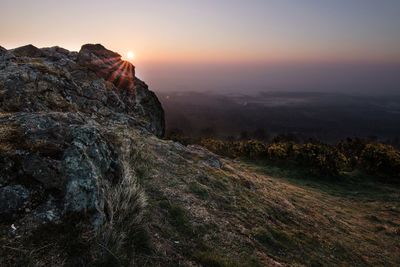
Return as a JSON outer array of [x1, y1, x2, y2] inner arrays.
[[126, 51, 135, 61]]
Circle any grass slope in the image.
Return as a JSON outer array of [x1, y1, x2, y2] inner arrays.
[[1, 127, 398, 266], [136, 134, 400, 266]]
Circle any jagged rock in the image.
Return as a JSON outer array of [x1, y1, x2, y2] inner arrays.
[[0, 43, 166, 265], [0, 43, 164, 136], [135, 78, 165, 137], [0, 46, 6, 53], [77, 43, 135, 90], [0, 44, 164, 242], [11, 44, 45, 58], [0, 111, 124, 225], [40, 46, 78, 63], [0, 46, 15, 61]]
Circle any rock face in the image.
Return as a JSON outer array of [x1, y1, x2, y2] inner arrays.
[[0, 43, 164, 137], [0, 44, 164, 264]]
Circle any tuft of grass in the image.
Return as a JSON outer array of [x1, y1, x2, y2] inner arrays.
[[0, 124, 21, 151], [188, 181, 209, 199], [252, 227, 295, 255], [97, 162, 149, 266]]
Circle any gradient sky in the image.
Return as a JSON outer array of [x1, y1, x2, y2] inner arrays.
[[1, 0, 400, 94]]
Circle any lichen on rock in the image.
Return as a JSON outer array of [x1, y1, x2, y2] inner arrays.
[[0, 44, 164, 265]]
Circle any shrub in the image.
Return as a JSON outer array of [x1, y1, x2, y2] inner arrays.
[[238, 140, 267, 159], [360, 143, 400, 182], [196, 136, 400, 180], [267, 142, 294, 161], [337, 138, 368, 168], [200, 138, 239, 158], [201, 138, 228, 157], [294, 143, 348, 176]]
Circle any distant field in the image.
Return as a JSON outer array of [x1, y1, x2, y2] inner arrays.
[[158, 91, 400, 143]]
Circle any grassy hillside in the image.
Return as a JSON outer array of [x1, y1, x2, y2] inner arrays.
[[1, 127, 399, 266], [130, 133, 400, 266]]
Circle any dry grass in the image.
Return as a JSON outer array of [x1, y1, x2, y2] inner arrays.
[[96, 158, 148, 265], [0, 124, 20, 151], [133, 134, 400, 266]]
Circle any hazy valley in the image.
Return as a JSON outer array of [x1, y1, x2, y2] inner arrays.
[[160, 91, 400, 143]]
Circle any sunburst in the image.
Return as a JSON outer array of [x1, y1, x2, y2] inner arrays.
[[90, 55, 135, 90]]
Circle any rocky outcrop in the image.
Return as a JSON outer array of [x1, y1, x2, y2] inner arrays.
[[0, 46, 7, 54], [77, 44, 132, 89], [0, 43, 164, 136], [0, 44, 164, 265]]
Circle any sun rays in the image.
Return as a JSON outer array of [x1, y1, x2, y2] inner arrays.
[[90, 55, 135, 90]]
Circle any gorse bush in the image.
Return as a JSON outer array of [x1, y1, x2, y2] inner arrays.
[[337, 138, 368, 168], [266, 142, 347, 175], [199, 139, 348, 176], [360, 143, 400, 182], [199, 139, 267, 159], [191, 137, 400, 182], [293, 143, 348, 176], [267, 142, 293, 161], [238, 140, 267, 159], [199, 138, 238, 158]]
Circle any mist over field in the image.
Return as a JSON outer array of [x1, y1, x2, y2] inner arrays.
[[140, 62, 400, 95], [159, 91, 400, 144]]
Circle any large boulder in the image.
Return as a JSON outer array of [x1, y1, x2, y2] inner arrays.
[[0, 43, 164, 137], [77, 44, 134, 89], [0, 44, 164, 265], [0, 112, 116, 223]]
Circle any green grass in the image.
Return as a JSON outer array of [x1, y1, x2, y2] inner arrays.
[[189, 181, 209, 199], [159, 200, 193, 236], [246, 160, 400, 202]]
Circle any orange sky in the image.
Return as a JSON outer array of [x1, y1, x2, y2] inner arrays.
[[2, 0, 400, 65], [1, 0, 399, 93]]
